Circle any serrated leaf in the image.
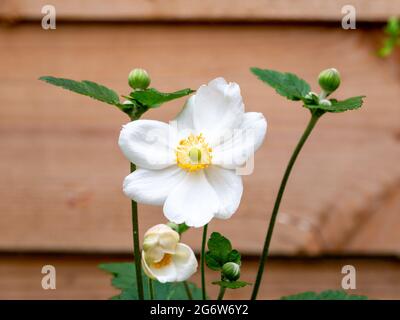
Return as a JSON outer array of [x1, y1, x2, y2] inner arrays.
[[99, 262, 202, 300], [251, 68, 311, 101], [305, 96, 365, 113], [212, 280, 251, 289], [207, 232, 232, 263], [39, 76, 122, 107], [227, 250, 241, 264], [330, 96, 365, 112], [205, 252, 223, 271], [281, 290, 368, 300], [130, 88, 194, 108]]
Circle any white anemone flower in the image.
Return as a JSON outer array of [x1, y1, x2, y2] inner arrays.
[[119, 78, 267, 227], [141, 224, 197, 283]]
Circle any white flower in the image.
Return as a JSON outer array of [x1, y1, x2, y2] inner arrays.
[[119, 78, 267, 227], [141, 224, 197, 283]]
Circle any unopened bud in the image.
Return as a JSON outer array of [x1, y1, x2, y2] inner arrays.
[[304, 91, 319, 105], [319, 99, 332, 108], [318, 68, 341, 94], [222, 262, 240, 281], [128, 68, 151, 90]]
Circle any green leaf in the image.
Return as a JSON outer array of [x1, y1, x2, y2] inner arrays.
[[99, 262, 202, 300], [206, 233, 243, 272], [281, 290, 368, 300], [305, 96, 365, 113], [227, 250, 241, 265], [251, 68, 311, 101], [205, 252, 223, 271], [212, 280, 251, 289], [329, 96, 365, 112], [130, 88, 194, 108], [207, 232, 232, 262], [39, 76, 122, 107], [378, 17, 400, 57]]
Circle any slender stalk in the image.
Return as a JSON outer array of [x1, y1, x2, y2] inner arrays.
[[183, 281, 193, 300], [251, 112, 322, 300], [217, 286, 226, 300], [130, 162, 144, 300], [148, 278, 155, 300], [201, 224, 208, 300]]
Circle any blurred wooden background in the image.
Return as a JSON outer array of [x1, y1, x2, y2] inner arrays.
[[0, 0, 399, 299]]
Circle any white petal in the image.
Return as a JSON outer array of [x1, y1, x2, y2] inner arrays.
[[163, 170, 220, 228], [172, 243, 198, 282], [142, 251, 177, 283], [118, 120, 177, 170], [159, 232, 180, 254], [212, 112, 267, 169], [173, 95, 196, 133], [145, 246, 165, 263], [205, 166, 243, 219], [123, 167, 186, 205], [192, 78, 245, 145]]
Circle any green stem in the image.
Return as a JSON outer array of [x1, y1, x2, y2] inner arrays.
[[217, 286, 226, 300], [183, 281, 193, 300], [130, 162, 144, 300], [251, 112, 322, 300], [148, 278, 154, 300], [201, 224, 208, 300]]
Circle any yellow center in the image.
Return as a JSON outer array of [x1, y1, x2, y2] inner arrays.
[[176, 133, 212, 172], [152, 253, 173, 269]]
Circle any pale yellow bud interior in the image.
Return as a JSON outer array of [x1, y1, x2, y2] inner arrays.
[[151, 253, 173, 269]]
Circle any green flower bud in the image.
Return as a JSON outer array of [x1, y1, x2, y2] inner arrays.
[[304, 91, 319, 105], [318, 68, 341, 94], [319, 99, 332, 108], [222, 262, 240, 281], [128, 68, 151, 90]]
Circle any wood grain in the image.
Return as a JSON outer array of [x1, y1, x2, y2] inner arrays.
[[0, 254, 399, 300], [0, 23, 399, 255], [1, 0, 400, 22]]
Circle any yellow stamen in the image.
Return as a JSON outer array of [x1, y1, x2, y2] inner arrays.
[[176, 133, 212, 172], [152, 253, 173, 269]]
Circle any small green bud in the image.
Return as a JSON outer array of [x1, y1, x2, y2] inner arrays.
[[318, 68, 341, 94], [222, 262, 240, 281], [128, 68, 151, 90], [304, 91, 319, 105], [123, 100, 134, 105], [319, 99, 332, 108]]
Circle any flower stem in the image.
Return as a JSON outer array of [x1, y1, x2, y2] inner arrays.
[[251, 112, 322, 300], [148, 278, 154, 300], [183, 281, 193, 300], [130, 162, 144, 300], [201, 224, 208, 300], [217, 286, 226, 300]]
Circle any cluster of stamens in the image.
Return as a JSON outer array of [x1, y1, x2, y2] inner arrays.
[[176, 133, 212, 172]]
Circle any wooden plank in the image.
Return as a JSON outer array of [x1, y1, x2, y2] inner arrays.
[[0, 23, 399, 255], [1, 0, 400, 22], [0, 254, 399, 299]]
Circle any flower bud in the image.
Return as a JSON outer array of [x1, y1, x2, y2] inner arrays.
[[128, 68, 151, 90], [222, 262, 240, 281], [319, 99, 332, 108], [303, 91, 319, 105], [318, 68, 341, 94]]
